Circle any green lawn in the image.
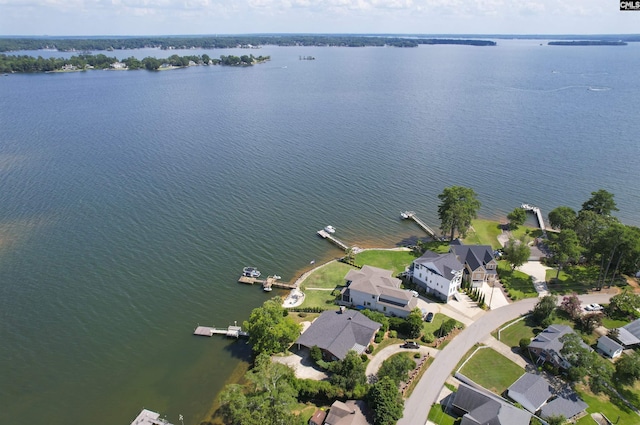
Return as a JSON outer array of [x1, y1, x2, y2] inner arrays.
[[545, 265, 602, 295], [459, 348, 525, 395], [495, 317, 539, 348], [574, 384, 640, 425], [300, 261, 354, 289], [497, 261, 538, 300], [423, 313, 464, 338], [428, 404, 458, 425], [299, 288, 341, 310], [462, 219, 503, 248], [602, 316, 629, 329], [354, 249, 417, 275]]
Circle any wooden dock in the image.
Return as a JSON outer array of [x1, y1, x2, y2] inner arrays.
[[262, 276, 297, 291], [521, 204, 546, 231], [238, 276, 265, 285], [400, 211, 437, 238], [193, 325, 249, 338], [317, 229, 349, 251]]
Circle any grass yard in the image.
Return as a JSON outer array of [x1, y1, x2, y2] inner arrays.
[[574, 384, 640, 425], [423, 313, 464, 338], [495, 316, 539, 348], [601, 316, 629, 329], [428, 404, 459, 425], [497, 261, 538, 300], [354, 249, 417, 275], [462, 219, 503, 249], [299, 288, 341, 310], [545, 264, 604, 295], [459, 347, 525, 395], [300, 261, 354, 289]]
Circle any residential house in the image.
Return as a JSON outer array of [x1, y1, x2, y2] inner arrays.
[[411, 251, 463, 302], [294, 309, 381, 361], [451, 382, 531, 425], [450, 240, 498, 288], [597, 335, 624, 358], [540, 393, 588, 421], [615, 318, 640, 348], [324, 400, 372, 425], [528, 325, 590, 369], [340, 266, 417, 317], [507, 373, 553, 413], [309, 409, 327, 425]]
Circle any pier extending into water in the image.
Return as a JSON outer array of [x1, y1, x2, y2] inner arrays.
[[317, 229, 350, 251], [238, 275, 297, 291], [193, 324, 248, 338], [521, 204, 546, 231], [400, 211, 437, 238]]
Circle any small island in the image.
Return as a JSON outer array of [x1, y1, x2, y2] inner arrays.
[[548, 40, 627, 46]]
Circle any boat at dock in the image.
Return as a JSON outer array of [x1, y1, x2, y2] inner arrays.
[[324, 225, 336, 234], [242, 266, 261, 278], [263, 286, 273, 292]]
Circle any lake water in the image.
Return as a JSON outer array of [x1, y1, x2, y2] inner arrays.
[[1, 40, 639, 425]]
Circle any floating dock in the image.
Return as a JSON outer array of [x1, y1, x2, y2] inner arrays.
[[317, 229, 349, 251], [400, 211, 437, 238], [262, 276, 297, 291], [521, 203, 546, 231], [193, 325, 248, 338]]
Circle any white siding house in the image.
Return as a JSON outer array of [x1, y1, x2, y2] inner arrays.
[[411, 251, 463, 302], [597, 335, 624, 359]]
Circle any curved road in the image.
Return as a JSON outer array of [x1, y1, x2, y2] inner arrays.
[[398, 293, 615, 425]]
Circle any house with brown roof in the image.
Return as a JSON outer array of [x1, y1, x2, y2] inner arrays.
[[340, 266, 417, 317], [294, 309, 381, 361], [324, 400, 372, 425]]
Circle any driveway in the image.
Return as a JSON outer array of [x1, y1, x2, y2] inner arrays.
[[398, 293, 615, 425], [366, 344, 438, 377], [518, 261, 552, 297]]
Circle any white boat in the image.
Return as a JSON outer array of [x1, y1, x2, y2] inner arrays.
[[400, 212, 409, 219], [263, 286, 273, 292], [324, 225, 336, 234], [243, 267, 261, 278], [273, 275, 282, 280]]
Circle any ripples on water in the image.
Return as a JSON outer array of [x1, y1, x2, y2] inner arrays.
[[0, 41, 639, 425]]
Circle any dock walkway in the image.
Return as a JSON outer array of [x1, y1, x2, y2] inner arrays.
[[401, 211, 437, 238], [317, 229, 349, 251], [521, 204, 546, 231], [194, 325, 248, 338]]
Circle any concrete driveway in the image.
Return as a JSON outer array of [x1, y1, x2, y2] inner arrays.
[[518, 261, 552, 296]]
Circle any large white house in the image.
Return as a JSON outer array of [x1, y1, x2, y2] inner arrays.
[[411, 251, 463, 302], [340, 265, 417, 317]]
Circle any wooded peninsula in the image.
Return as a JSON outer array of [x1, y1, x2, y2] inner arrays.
[[0, 53, 270, 73]]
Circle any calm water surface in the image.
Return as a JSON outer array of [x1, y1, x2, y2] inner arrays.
[[1, 41, 639, 425]]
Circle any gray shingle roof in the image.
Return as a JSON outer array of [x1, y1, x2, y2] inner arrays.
[[414, 251, 463, 279], [295, 310, 381, 360], [450, 243, 496, 272], [540, 394, 588, 419], [324, 400, 371, 425], [529, 325, 577, 365], [598, 335, 624, 354], [508, 373, 553, 412], [453, 383, 531, 425]]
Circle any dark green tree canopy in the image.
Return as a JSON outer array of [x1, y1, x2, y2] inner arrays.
[[531, 295, 557, 326], [548, 206, 577, 230], [437, 186, 481, 240], [507, 208, 526, 230], [503, 239, 530, 270], [581, 189, 619, 216], [243, 297, 301, 355], [377, 353, 415, 385], [367, 376, 404, 425]]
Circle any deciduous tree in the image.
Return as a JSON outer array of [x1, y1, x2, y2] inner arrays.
[[531, 295, 557, 327], [615, 351, 640, 386], [548, 206, 577, 230], [581, 189, 619, 216], [377, 353, 416, 385], [559, 293, 582, 320], [244, 297, 301, 355], [507, 208, 526, 230], [548, 229, 583, 279], [503, 238, 531, 270]]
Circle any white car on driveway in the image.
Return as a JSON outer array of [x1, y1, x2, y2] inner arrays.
[[584, 303, 604, 312]]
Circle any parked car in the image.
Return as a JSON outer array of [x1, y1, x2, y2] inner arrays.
[[409, 290, 419, 297], [424, 312, 434, 322], [400, 341, 420, 349], [585, 303, 604, 312]]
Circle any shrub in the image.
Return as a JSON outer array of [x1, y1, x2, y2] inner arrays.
[[389, 330, 398, 339], [421, 332, 435, 343], [298, 312, 307, 318], [519, 338, 530, 351], [310, 345, 323, 363], [360, 353, 369, 363], [414, 352, 421, 359], [367, 344, 374, 354]]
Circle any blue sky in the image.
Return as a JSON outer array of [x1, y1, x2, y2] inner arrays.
[[0, 0, 638, 36]]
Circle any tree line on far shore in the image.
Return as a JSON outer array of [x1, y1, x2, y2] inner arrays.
[[0, 53, 270, 73]]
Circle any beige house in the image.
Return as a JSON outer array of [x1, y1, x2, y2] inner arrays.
[[450, 240, 498, 288]]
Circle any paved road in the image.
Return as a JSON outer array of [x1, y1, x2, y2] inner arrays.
[[398, 293, 614, 425]]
